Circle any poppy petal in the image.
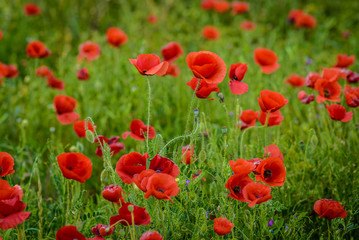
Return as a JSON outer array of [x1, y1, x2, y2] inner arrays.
[[229, 81, 248, 95]]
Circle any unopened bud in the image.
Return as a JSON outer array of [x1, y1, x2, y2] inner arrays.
[[311, 134, 318, 146], [85, 130, 95, 143], [218, 92, 224, 103], [128, 205, 134, 212], [222, 127, 227, 134]]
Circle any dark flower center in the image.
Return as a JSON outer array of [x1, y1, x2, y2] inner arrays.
[[233, 75, 238, 80], [232, 186, 241, 194], [324, 89, 331, 98], [264, 169, 272, 178], [255, 195, 261, 199], [157, 188, 165, 193]]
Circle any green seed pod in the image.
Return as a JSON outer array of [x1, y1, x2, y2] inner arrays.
[[128, 205, 134, 212], [85, 130, 95, 143], [311, 134, 318, 146]]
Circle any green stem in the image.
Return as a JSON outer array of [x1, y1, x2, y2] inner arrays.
[[264, 111, 270, 149], [145, 76, 152, 154], [65, 180, 70, 224]]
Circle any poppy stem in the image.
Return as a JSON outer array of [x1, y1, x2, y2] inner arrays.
[[264, 112, 270, 149], [145, 76, 152, 155], [65, 180, 70, 224], [235, 96, 243, 159]]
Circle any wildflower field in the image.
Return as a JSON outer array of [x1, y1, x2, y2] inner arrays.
[[0, 0, 359, 239]]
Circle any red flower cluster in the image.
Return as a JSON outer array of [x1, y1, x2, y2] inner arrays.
[[53, 95, 80, 124], [36, 66, 65, 90], [201, 0, 249, 15], [288, 9, 316, 28]]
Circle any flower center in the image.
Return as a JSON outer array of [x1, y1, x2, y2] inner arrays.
[[264, 169, 272, 178], [232, 186, 241, 194], [157, 188, 165, 193], [324, 89, 331, 98]]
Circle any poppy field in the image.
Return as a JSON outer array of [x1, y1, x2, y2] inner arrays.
[[1, 0, 359, 239]]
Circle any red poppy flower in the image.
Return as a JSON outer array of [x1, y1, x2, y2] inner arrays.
[[94, 136, 125, 158], [254, 48, 280, 74], [305, 72, 321, 88], [53, 95, 79, 124], [73, 120, 95, 138], [326, 104, 353, 122], [106, 27, 128, 47], [149, 155, 180, 178], [55, 226, 86, 240], [287, 9, 304, 23], [239, 20, 256, 31], [0, 180, 31, 230], [346, 70, 359, 84], [264, 145, 284, 161], [165, 64, 180, 77], [228, 63, 248, 95], [139, 231, 163, 240], [243, 182, 273, 207], [77, 67, 89, 80], [24, 3, 41, 16], [129, 54, 168, 76], [78, 41, 100, 61], [47, 75, 65, 90], [0, 152, 15, 177], [161, 42, 183, 63], [229, 159, 255, 175], [225, 173, 253, 202], [56, 153, 92, 183], [285, 74, 305, 88], [239, 109, 258, 130], [102, 185, 125, 204], [91, 224, 114, 237], [314, 199, 347, 219], [213, 1, 230, 13], [181, 145, 196, 165], [232, 1, 249, 14], [257, 90, 288, 113], [147, 14, 158, 24], [322, 68, 347, 82], [110, 203, 151, 226], [186, 77, 220, 100], [345, 85, 359, 108], [258, 110, 284, 127], [255, 157, 286, 186], [297, 91, 315, 104], [186, 51, 226, 85], [133, 169, 156, 192], [294, 13, 316, 28], [144, 173, 179, 203], [0, 63, 18, 79], [201, 0, 215, 10], [315, 78, 341, 103], [0, 30, 2, 40], [116, 152, 148, 184], [36, 66, 53, 78], [202, 26, 220, 40], [122, 119, 156, 141], [334, 54, 355, 68], [214, 217, 234, 236], [26, 41, 50, 58]]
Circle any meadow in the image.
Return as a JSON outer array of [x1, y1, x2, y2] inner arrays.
[[0, 0, 359, 239]]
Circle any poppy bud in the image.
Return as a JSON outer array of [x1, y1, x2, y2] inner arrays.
[[76, 142, 84, 152], [69, 145, 78, 152], [222, 127, 227, 134], [194, 109, 199, 116], [311, 134, 318, 146], [218, 92, 224, 103], [86, 130, 95, 143], [21, 119, 29, 128], [128, 205, 134, 212]]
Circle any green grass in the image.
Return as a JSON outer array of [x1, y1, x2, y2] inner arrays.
[[0, 0, 359, 239]]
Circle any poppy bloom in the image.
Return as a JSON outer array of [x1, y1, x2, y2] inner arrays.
[[56, 153, 92, 183], [36, 66, 53, 78], [0, 30, 2, 40], [201, 0, 215, 10], [285, 74, 305, 88], [129, 54, 168, 76], [94, 136, 125, 158], [232, 1, 249, 14], [55, 226, 86, 240], [144, 173, 179, 203], [258, 110, 284, 127], [345, 85, 359, 108], [213, 1, 230, 13], [78, 41, 101, 61], [133, 169, 156, 192], [334, 54, 355, 68], [139, 231, 163, 240], [346, 70, 359, 84], [73, 120, 95, 138], [242, 182, 273, 207], [315, 78, 341, 103], [214, 217, 234, 236], [264, 145, 284, 161], [294, 13, 316, 28], [53, 95, 79, 124], [0, 180, 31, 230], [110, 203, 150, 226], [122, 119, 156, 141], [77, 67, 89, 80], [186, 51, 227, 85], [228, 63, 248, 95], [116, 152, 148, 184], [229, 159, 255, 175], [322, 68, 347, 82], [254, 48, 280, 74], [106, 27, 128, 47], [0, 152, 15, 177], [239, 20, 256, 31], [26, 41, 50, 58], [297, 91, 315, 104], [326, 104, 353, 122], [0, 63, 18, 79], [91, 224, 114, 237], [149, 155, 180, 178], [47, 75, 65, 90], [181, 145, 195, 165], [161, 42, 183, 63], [238, 109, 258, 130], [225, 173, 253, 202], [287, 9, 304, 23], [202, 26, 220, 40], [305, 72, 321, 88], [186, 77, 220, 100], [102, 185, 125, 204], [165, 64, 180, 77], [147, 14, 158, 24], [24, 3, 41, 16], [257, 90, 288, 113], [313, 199, 347, 219], [255, 157, 286, 186]]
